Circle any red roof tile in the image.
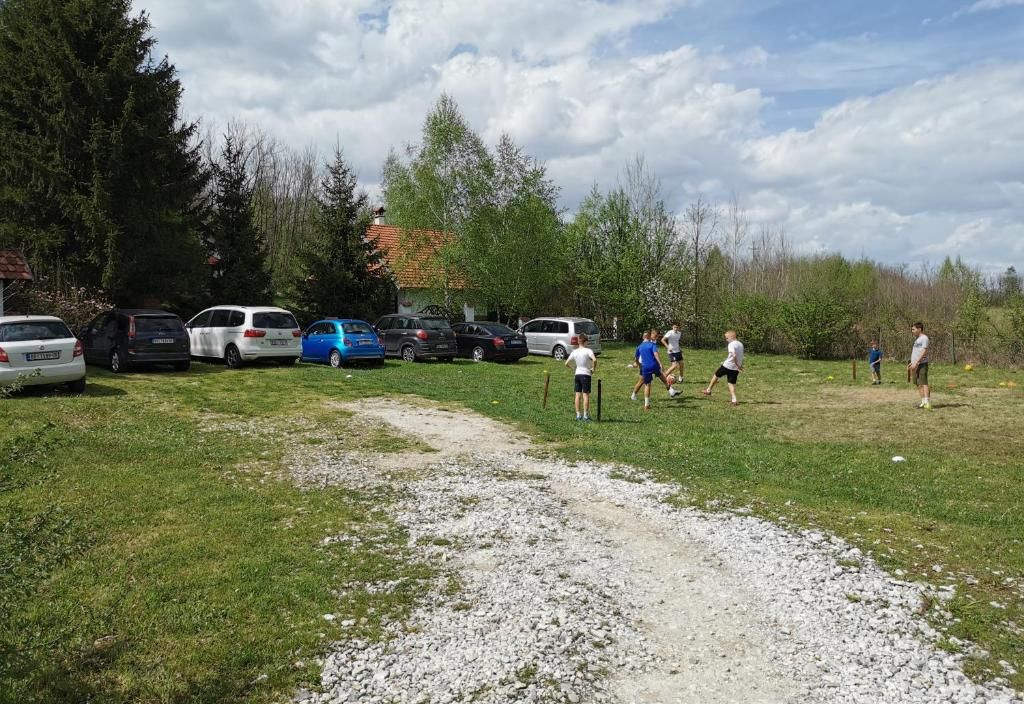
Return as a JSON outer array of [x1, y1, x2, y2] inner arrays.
[[0, 249, 33, 281], [367, 224, 466, 290]]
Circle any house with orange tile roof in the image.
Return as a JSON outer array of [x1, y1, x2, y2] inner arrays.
[[367, 208, 477, 321], [0, 249, 34, 316]]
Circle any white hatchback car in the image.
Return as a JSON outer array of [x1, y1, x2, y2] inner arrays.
[[0, 315, 86, 393], [186, 306, 301, 368]]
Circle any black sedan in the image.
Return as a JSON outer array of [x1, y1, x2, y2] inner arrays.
[[451, 322, 529, 362]]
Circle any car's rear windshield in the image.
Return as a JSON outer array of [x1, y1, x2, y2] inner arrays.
[[576, 321, 600, 336], [482, 324, 515, 336], [342, 322, 374, 335], [418, 317, 451, 330], [253, 312, 298, 329], [135, 316, 183, 334], [0, 321, 73, 342]]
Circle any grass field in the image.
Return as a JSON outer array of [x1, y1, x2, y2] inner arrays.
[[2, 343, 1022, 701]]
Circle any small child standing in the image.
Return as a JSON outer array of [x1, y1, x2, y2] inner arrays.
[[868, 340, 883, 385], [565, 333, 597, 421]]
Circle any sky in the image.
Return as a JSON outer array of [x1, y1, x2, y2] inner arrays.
[[138, 0, 1024, 273]]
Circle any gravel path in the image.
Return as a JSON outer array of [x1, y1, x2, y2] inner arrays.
[[295, 399, 1021, 704]]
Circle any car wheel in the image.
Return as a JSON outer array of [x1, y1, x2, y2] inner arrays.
[[173, 360, 191, 372], [110, 348, 127, 373], [472, 346, 486, 362], [225, 345, 244, 369], [552, 345, 568, 361], [329, 349, 343, 368], [67, 377, 86, 394], [401, 345, 417, 363]]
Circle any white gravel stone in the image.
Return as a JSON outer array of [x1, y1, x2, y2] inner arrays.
[[294, 400, 1021, 704]]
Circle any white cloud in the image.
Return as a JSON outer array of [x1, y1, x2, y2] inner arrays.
[[962, 0, 1024, 14], [138, 1, 1024, 272]]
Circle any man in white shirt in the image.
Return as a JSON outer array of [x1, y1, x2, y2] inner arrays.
[[909, 321, 931, 409], [702, 330, 744, 406], [565, 333, 597, 421], [661, 323, 684, 383]]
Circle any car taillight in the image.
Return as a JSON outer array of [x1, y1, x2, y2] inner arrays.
[[128, 317, 136, 347], [292, 329, 301, 337], [343, 337, 352, 347], [494, 337, 505, 347], [570, 335, 579, 345], [243, 329, 266, 338], [377, 337, 384, 347], [0, 346, 8, 363], [73, 340, 84, 357], [416, 330, 428, 340]]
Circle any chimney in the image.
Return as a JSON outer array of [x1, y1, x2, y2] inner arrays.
[[372, 206, 386, 225]]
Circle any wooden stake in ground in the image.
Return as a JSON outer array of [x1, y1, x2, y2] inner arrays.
[[852, 359, 857, 381], [542, 370, 551, 410], [597, 379, 602, 422]]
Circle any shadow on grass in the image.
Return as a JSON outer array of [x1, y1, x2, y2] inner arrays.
[[3, 383, 125, 400], [84, 382, 128, 397]]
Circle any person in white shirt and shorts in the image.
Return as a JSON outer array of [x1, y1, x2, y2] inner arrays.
[[662, 323, 684, 383], [565, 333, 597, 421], [909, 322, 931, 409], [703, 330, 744, 406]]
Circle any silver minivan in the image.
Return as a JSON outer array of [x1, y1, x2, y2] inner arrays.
[[518, 317, 602, 360]]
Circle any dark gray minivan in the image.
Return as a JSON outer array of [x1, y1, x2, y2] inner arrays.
[[374, 314, 457, 362], [80, 309, 190, 372]]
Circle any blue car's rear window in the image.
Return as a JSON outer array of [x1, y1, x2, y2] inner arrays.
[[342, 322, 374, 335]]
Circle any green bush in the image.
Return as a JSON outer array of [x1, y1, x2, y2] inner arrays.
[[780, 295, 855, 359], [729, 295, 780, 353]]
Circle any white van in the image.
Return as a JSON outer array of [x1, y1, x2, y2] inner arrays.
[[517, 317, 602, 360], [186, 306, 301, 368]]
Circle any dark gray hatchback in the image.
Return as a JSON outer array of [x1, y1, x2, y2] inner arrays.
[[80, 309, 191, 372], [374, 314, 457, 362]]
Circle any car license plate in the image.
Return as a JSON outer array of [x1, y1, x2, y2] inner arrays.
[[270, 339, 289, 346], [435, 344, 448, 350], [358, 339, 373, 346], [509, 340, 523, 346], [152, 338, 175, 344], [26, 351, 60, 361]]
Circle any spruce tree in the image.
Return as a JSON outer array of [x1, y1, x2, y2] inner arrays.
[[208, 137, 272, 304], [292, 149, 393, 320], [0, 0, 208, 305]]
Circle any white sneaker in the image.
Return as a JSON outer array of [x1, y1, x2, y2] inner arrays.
[[669, 388, 680, 398], [630, 393, 638, 401]]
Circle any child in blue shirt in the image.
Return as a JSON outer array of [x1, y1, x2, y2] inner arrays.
[[868, 340, 883, 385]]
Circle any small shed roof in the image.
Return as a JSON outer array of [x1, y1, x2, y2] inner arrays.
[[0, 250, 33, 281]]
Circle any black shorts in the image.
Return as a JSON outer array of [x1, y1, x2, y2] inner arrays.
[[669, 351, 683, 363], [715, 366, 739, 384], [913, 363, 928, 386], [575, 374, 592, 394]]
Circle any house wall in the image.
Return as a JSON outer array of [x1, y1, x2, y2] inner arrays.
[[396, 286, 476, 321]]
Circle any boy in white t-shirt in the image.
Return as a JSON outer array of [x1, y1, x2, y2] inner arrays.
[[702, 330, 744, 406], [565, 333, 598, 421], [909, 321, 931, 409], [662, 323, 684, 383]]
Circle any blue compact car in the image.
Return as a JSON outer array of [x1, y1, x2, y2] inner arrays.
[[300, 319, 385, 367]]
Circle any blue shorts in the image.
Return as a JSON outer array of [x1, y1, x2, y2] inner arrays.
[[641, 366, 659, 385]]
